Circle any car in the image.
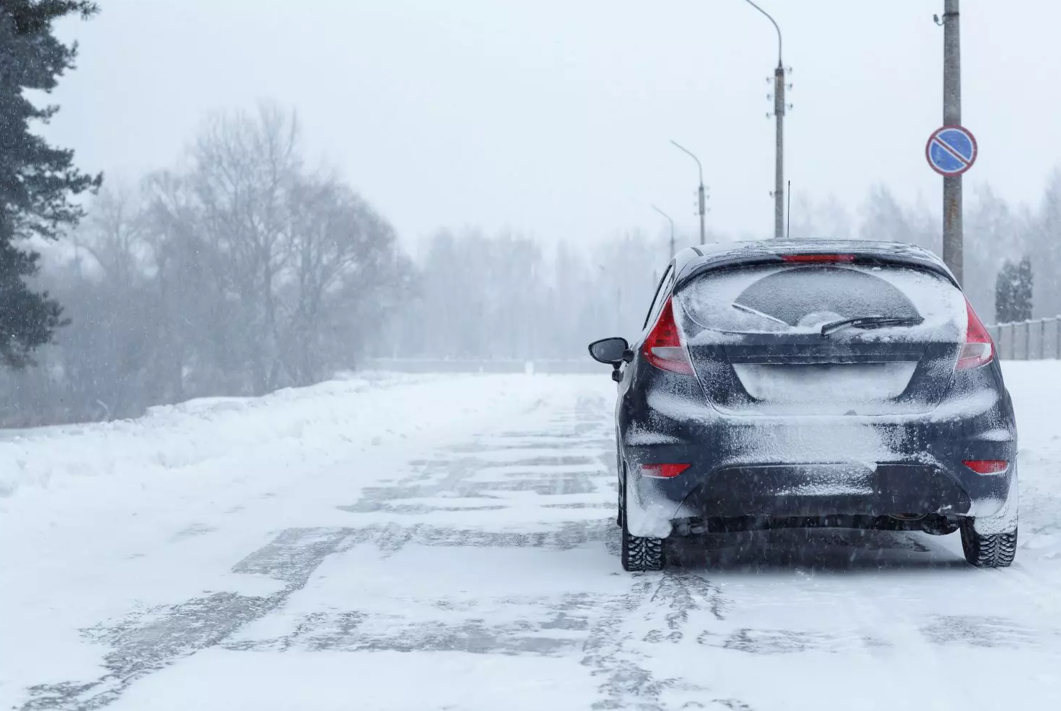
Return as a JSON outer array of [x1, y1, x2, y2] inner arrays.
[[589, 239, 1018, 572]]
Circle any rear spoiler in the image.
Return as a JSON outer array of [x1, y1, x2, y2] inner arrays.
[[674, 253, 959, 293]]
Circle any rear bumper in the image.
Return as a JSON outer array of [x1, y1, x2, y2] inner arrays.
[[674, 462, 974, 517], [620, 409, 1017, 538]]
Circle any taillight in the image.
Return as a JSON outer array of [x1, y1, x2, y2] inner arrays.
[[963, 460, 1008, 474], [640, 463, 691, 479], [642, 298, 694, 375], [781, 254, 856, 263], [956, 297, 994, 370]]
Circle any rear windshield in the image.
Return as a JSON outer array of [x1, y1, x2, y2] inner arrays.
[[677, 264, 966, 341]]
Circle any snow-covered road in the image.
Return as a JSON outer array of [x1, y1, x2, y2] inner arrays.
[[3, 365, 1061, 710]]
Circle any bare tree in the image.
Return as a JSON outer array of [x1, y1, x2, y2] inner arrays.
[[278, 174, 410, 383], [32, 186, 162, 421], [186, 103, 302, 393]]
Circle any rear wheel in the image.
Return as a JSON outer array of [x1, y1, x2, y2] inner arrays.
[[620, 465, 666, 572], [960, 520, 1017, 568]]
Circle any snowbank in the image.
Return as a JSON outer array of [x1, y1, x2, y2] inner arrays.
[[0, 372, 550, 511]]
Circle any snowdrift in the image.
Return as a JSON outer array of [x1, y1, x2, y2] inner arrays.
[[0, 373, 549, 508]]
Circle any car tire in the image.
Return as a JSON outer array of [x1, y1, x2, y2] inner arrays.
[[620, 465, 666, 572], [960, 520, 1017, 568], [616, 449, 624, 528]]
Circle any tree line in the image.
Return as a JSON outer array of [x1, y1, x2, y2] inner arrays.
[[4, 100, 1061, 425], [0, 105, 414, 424]]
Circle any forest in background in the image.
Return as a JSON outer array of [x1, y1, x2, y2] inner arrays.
[[0, 103, 1055, 426]]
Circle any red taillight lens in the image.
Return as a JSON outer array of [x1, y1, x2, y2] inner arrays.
[[957, 297, 994, 370], [781, 254, 856, 263], [642, 297, 694, 375], [963, 459, 1008, 474], [640, 463, 691, 479]]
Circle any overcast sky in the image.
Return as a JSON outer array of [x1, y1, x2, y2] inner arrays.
[[44, 0, 1061, 251]]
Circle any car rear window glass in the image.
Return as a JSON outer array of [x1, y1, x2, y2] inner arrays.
[[677, 264, 966, 340]]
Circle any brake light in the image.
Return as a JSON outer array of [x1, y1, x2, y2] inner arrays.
[[963, 460, 1008, 474], [640, 463, 691, 479], [781, 254, 856, 263], [956, 297, 994, 370], [642, 298, 694, 375]]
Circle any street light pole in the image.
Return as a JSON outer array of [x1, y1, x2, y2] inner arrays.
[[742, 0, 785, 239], [670, 140, 706, 245], [942, 0, 963, 286], [651, 204, 676, 259]]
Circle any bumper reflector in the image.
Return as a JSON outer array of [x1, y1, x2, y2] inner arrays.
[[640, 463, 691, 479], [963, 459, 1008, 474]]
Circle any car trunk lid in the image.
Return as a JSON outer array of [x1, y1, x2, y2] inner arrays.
[[675, 263, 966, 417]]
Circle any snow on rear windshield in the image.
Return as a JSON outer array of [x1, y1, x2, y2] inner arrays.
[[678, 264, 966, 342]]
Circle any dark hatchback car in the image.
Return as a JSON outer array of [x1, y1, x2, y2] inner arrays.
[[589, 240, 1017, 572]]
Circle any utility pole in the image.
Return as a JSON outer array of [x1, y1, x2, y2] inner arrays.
[[942, 0, 963, 285], [698, 183, 706, 245], [773, 62, 785, 239], [743, 0, 786, 239], [652, 205, 676, 259], [670, 140, 706, 244]]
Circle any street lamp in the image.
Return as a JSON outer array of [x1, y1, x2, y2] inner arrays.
[[651, 204, 676, 260], [669, 140, 706, 245], [742, 0, 787, 240]]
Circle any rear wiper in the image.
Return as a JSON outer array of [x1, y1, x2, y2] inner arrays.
[[820, 316, 922, 336]]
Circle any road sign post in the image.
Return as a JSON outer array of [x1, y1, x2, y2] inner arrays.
[[940, 0, 963, 286]]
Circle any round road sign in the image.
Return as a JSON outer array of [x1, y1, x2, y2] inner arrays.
[[926, 125, 978, 176]]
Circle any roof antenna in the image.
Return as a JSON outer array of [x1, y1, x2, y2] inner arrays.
[[786, 180, 792, 239]]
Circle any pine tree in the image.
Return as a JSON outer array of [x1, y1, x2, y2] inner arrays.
[[996, 261, 1017, 323], [0, 0, 102, 368], [1015, 256, 1034, 321], [995, 257, 1034, 323]]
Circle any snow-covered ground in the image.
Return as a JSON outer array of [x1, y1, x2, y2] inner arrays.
[[2, 364, 1060, 710]]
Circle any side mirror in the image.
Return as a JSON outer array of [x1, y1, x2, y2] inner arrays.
[[588, 337, 630, 365]]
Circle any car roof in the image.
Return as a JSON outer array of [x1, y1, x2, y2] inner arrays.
[[672, 239, 956, 289]]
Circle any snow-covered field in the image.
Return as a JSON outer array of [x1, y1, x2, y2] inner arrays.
[[2, 364, 1060, 710]]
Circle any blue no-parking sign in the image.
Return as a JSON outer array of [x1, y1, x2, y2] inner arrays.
[[926, 125, 978, 176]]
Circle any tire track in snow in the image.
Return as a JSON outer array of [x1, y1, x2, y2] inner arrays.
[[223, 592, 595, 656], [835, 571, 985, 710], [18, 382, 628, 709], [581, 572, 747, 711], [20, 528, 349, 711], [988, 560, 1061, 620]]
